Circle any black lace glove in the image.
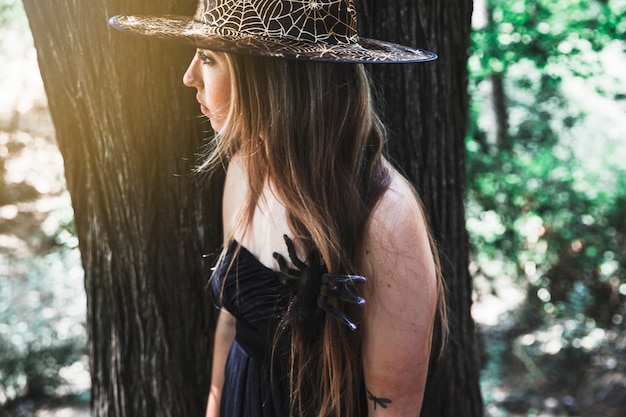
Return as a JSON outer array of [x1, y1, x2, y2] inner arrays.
[[273, 235, 366, 332]]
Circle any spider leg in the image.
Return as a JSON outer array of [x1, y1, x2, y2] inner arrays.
[[281, 234, 308, 270], [273, 252, 302, 285], [318, 299, 358, 331], [320, 284, 365, 305], [323, 273, 366, 285]]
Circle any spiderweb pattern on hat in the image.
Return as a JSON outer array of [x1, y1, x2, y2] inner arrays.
[[197, 0, 358, 44]]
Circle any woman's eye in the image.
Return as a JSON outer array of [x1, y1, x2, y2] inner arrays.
[[198, 51, 214, 65]]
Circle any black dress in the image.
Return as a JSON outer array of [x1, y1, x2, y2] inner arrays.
[[212, 241, 291, 417], [212, 241, 368, 417]]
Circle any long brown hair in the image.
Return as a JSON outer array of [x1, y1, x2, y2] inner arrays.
[[202, 53, 446, 416]]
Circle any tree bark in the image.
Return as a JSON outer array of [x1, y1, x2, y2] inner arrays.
[[359, 1, 483, 416], [485, 2, 509, 147], [22, 0, 221, 416]]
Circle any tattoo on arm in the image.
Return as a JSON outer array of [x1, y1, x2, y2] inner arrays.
[[366, 388, 392, 409]]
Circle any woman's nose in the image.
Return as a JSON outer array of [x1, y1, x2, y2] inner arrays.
[[183, 54, 201, 88]]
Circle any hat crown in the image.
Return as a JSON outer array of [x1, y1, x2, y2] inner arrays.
[[194, 0, 359, 44]]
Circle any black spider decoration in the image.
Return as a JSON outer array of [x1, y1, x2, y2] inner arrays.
[[273, 235, 366, 333]]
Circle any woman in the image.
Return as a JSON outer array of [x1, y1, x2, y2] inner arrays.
[[110, 1, 447, 416]]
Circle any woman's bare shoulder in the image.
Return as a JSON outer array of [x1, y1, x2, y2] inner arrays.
[[359, 165, 438, 310], [362, 167, 433, 269]]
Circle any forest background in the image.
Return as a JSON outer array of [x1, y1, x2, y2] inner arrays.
[[1, 0, 625, 416]]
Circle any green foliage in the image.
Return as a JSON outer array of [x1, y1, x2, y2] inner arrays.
[[471, 0, 626, 81], [468, 0, 626, 410], [0, 0, 24, 31], [0, 0, 19, 23]]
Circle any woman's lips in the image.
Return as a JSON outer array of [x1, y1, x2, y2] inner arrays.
[[199, 103, 210, 117]]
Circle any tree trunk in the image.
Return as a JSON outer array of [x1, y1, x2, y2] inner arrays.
[[22, 0, 221, 415], [359, 1, 483, 416], [485, 2, 509, 147]]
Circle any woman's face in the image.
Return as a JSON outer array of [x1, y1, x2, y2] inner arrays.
[[183, 49, 231, 134]]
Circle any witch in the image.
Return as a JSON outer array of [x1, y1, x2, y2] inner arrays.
[[110, 1, 447, 416]]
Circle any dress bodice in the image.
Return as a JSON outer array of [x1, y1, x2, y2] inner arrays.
[[211, 241, 290, 361]]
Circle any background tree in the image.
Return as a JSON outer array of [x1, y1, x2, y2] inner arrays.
[[468, 0, 626, 414], [22, 0, 482, 416], [360, 1, 483, 416], [22, 0, 219, 415]]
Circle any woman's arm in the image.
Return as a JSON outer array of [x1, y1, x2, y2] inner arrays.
[[206, 308, 236, 417], [359, 174, 439, 417], [207, 151, 245, 417]]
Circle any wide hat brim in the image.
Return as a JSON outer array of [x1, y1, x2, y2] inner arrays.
[[109, 15, 437, 64]]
